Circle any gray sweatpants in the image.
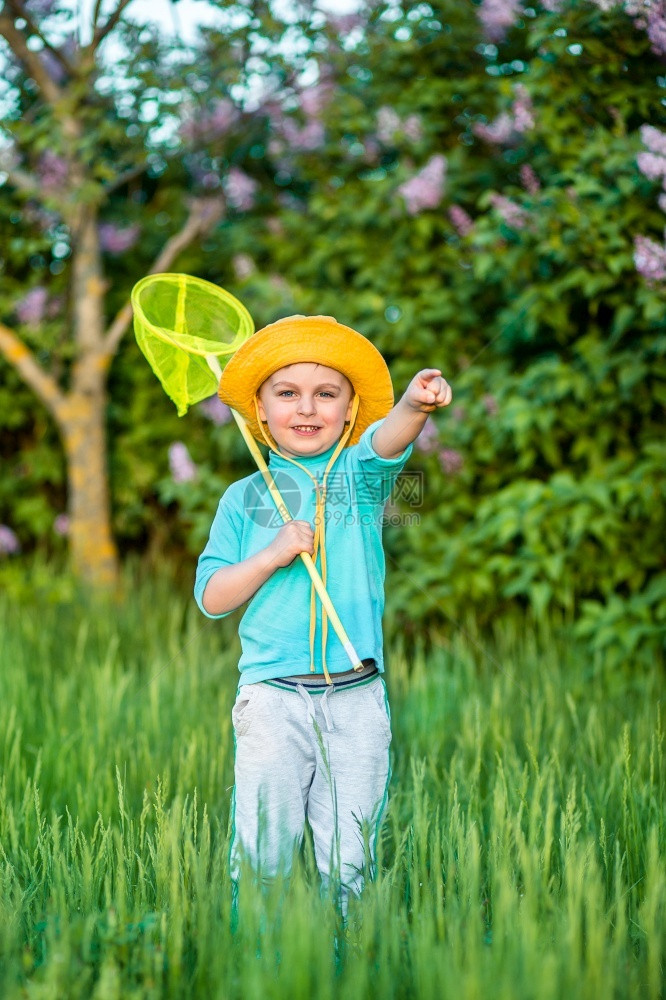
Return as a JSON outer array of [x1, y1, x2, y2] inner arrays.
[[230, 672, 392, 910]]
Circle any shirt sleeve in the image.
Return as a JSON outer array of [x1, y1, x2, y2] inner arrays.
[[354, 417, 414, 506], [194, 491, 245, 619]]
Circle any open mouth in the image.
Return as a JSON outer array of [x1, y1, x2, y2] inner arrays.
[[291, 425, 321, 435]]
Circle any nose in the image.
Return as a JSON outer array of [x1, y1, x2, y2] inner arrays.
[[297, 395, 316, 416]]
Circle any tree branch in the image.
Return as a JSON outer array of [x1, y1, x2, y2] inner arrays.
[[0, 323, 67, 419], [0, 161, 40, 198], [0, 14, 63, 105], [91, 0, 135, 51], [91, 0, 105, 36], [103, 197, 225, 355], [5, 0, 75, 77]]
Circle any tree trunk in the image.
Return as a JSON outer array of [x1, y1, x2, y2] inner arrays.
[[0, 195, 219, 590], [59, 385, 119, 588], [62, 206, 120, 588]]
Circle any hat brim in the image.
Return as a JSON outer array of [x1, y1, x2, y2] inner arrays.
[[218, 315, 393, 446]]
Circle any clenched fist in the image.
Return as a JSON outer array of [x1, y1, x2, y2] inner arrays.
[[404, 369, 453, 412], [269, 520, 315, 568]]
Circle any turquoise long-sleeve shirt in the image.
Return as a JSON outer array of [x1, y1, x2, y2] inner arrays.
[[194, 418, 412, 686]]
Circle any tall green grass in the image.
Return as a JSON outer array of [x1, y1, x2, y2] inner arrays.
[[0, 577, 664, 999]]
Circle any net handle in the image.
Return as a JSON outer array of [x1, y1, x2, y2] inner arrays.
[[205, 355, 363, 672]]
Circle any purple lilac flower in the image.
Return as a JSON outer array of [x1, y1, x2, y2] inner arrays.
[[209, 99, 238, 133], [489, 193, 529, 229], [327, 12, 364, 35], [41, 50, 67, 84], [26, 0, 58, 14], [403, 115, 423, 142], [377, 108, 423, 144], [46, 296, 63, 318], [300, 82, 334, 118], [645, 8, 666, 55], [438, 448, 464, 475], [475, 88, 534, 147], [637, 151, 666, 181], [266, 216, 284, 236], [634, 234, 666, 282], [38, 151, 68, 191], [181, 98, 238, 142], [281, 118, 326, 152], [474, 112, 516, 145], [199, 395, 232, 426], [0, 525, 20, 554], [398, 155, 447, 215], [59, 34, 79, 62], [512, 86, 535, 133], [414, 417, 439, 454], [169, 442, 198, 483], [477, 0, 523, 41], [99, 223, 140, 254], [232, 254, 255, 279], [16, 287, 49, 324], [448, 204, 474, 237], [363, 137, 381, 163], [482, 394, 499, 416], [54, 514, 69, 536], [640, 124, 666, 156], [520, 163, 541, 194], [451, 405, 467, 422], [377, 107, 401, 143], [626, 0, 666, 55], [265, 274, 287, 293], [224, 168, 258, 211], [658, 192, 666, 212]]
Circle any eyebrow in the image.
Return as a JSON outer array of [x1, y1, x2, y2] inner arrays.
[[270, 380, 343, 391]]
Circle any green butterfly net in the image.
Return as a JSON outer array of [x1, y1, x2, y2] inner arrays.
[[131, 273, 254, 416]]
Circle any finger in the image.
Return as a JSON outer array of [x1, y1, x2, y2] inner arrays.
[[435, 383, 452, 405], [417, 387, 439, 405]]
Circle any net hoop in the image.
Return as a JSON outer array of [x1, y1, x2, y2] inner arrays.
[[131, 272, 254, 358]]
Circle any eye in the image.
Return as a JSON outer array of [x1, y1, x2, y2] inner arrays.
[[278, 390, 295, 397], [318, 391, 335, 398]]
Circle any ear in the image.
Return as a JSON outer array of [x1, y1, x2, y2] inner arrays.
[[257, 395, 267, 422], [344, 393, 354, 423]]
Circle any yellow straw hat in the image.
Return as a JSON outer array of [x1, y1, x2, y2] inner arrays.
[[218, 314, 393, 446]]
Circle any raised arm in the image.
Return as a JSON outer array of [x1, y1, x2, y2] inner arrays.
[[372, 368, 452, 459]]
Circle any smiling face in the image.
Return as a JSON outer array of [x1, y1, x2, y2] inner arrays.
[[257, 362, 354, 457]]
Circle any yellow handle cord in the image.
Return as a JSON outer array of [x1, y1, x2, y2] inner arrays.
[[254, 394, 361, 684]]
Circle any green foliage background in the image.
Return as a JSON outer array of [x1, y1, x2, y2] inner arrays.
[[0, 0, 664, 666]]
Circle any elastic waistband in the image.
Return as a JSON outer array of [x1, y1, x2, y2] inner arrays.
[[265, 661, 378, 693]]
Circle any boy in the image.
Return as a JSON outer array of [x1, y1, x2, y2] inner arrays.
[[194, 314, 451, 913]]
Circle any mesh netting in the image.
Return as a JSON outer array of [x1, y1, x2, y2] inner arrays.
[[131, 273, 254, 416]]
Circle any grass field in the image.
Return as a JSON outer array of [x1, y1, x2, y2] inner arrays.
[[0, 576, 664, 999]]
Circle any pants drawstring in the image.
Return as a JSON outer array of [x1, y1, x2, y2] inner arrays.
[[297, 684, 316, 724], [321, 685, 335, 732], [297, 683, 336, 733]]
